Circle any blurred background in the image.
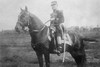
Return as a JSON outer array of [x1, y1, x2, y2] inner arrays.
[[0, 0, 100, 67], [0, 0, 100, 31]]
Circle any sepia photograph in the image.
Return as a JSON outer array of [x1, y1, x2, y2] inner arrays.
[[0, 0, 100, 67]]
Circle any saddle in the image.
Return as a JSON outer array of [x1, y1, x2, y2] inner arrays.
[[49, 26, 72, 44], [48, 26, 73, 52]]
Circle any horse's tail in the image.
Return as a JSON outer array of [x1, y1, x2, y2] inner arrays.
[[82, 37, 98, 42]]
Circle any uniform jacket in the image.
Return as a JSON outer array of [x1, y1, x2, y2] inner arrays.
[[50, 10, 64, 25]]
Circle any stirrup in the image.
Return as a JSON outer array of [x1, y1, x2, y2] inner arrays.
[[57, 51, 61, 56], [53, 49, 61, 56]]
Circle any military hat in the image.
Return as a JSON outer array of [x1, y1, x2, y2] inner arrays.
[[51, 1, 57, 6]]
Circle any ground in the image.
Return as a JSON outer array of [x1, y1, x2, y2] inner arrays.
[[0, 30, 100, 67]]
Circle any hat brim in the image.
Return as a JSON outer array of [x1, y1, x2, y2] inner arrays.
[[51, 4, 57, 6]]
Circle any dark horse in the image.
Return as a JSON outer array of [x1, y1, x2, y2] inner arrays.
[[15, 7, 97, 67]]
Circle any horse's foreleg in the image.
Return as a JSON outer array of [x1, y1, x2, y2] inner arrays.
[[44, 51, 50, 67], [36, 51, 43, 67]]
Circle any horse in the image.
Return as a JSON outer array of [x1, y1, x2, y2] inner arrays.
[[15, 6, 98, 67]]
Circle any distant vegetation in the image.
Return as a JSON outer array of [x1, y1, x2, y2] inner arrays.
[[0, 26, 100, 67], [1, 26, 100, 38], [65, 26, 100, 39]]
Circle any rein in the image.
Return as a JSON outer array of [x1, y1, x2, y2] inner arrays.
[[31, 25, 46, 32], [28, 18, 58, 32], [26, 13, 46, 33]]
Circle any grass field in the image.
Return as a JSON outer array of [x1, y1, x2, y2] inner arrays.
[[0, 30, 100, 67]]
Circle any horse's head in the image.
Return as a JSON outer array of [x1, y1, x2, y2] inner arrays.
[[15, 6, 29, 33], [15, 6, 45, 33]]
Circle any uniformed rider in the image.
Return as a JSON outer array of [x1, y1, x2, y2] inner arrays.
[[50, 1, 64, 55]]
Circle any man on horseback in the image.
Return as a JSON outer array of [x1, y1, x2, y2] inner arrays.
[[50, 1, 64, 55]]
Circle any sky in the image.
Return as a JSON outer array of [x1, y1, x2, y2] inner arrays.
[[0, 0, 100, 31]]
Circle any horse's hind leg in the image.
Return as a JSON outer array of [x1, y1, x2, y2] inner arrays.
[[44, 50, 50, 67], [74, 54, 86, 67], [36, 51, 43, 67], [71, 51, 87, 67]]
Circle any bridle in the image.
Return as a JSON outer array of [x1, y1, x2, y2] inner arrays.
[[31, 25, 46, 32], [19, 12, 46, 33]]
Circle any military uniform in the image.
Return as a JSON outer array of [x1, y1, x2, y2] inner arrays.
[[50, 1, 64, 55], [50, 9, 64, 38]]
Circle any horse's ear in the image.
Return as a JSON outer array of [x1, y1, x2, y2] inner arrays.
[[25, 6, 28, 12], [20, 8, 23, 12]]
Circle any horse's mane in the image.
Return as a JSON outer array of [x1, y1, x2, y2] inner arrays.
[[28, 12, 44, 26], [29, 12, 45, 28]]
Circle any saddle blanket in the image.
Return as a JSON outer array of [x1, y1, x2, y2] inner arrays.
[[62, 34, 73, 46], [47, 28, 73, 46]]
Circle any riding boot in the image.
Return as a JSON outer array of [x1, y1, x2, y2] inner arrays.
[[53, 43, 61, 56], [52, 37, 61, 55], [57, 44, 62, 56]]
